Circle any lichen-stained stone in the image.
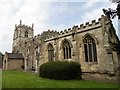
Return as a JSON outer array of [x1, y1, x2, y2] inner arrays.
[[4, 15, 119, 82]]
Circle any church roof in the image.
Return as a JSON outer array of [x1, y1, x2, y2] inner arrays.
[[7, 53, 24, 59]]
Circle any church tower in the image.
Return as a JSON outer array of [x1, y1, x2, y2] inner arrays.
[[12, 20, 34, 53]]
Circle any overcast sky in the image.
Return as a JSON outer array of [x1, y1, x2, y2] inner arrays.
[[0, 0, 118, 54]]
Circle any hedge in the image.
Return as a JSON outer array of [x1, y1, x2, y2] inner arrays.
[[39, 61, 82, 80]]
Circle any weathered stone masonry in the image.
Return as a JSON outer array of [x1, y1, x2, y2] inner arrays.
[[3, 15, 120, 81]]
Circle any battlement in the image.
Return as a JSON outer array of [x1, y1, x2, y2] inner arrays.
[[15, 20, 34, 30], [58, 16, 103, 35], [21, 15, 109, 41], [44, 15, 110, 40], [33, 29, 59, 40], [42, 30, 59, 34], [78, 17, 101, 29]]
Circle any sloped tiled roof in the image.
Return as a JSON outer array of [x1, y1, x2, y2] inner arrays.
[[7, 53, 24, 59]]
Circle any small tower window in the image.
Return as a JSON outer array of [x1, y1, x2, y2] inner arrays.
[[25, 31, 28, 37]]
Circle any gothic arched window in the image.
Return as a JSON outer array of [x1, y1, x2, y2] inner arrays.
[[48, 44, 54, 61], [83, 35, 97, 62], [25, 31, 28, 37], [62, 40, 71, 59]]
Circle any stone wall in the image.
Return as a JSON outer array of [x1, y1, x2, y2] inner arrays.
[[7, 59, 23, 70], [41, 15, 119, 75], [82, 72, 118, 83], [11, 15, 120, 81]]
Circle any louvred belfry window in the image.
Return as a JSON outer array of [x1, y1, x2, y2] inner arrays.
[[25, 31, 28, 37]]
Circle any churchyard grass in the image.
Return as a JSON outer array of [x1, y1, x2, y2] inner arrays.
[[0, 70, 2, 89], [2, 70, 119, 88]]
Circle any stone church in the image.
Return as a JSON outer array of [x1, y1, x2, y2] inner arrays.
[[3, 15, 120, 81]]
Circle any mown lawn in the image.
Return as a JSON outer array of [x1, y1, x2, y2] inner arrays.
[[2, 70, 119, 88], [0, 70, 2, 89]]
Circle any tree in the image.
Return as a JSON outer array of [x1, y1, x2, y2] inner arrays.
[[103, 0, 120, 19]]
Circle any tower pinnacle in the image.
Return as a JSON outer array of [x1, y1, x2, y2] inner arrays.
[[32, 23, 34, 29], [20, 19, 22, 25]]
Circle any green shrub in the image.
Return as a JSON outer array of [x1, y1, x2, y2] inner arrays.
[[39, 61, 82, 80]]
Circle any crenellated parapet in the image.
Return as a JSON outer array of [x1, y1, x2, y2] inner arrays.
[[78, 17, 101, 29], [23, 15, 109, 42], [44, 15, 110, 41], [15, 20, 34, 30], [15, 24, 33, 30], [42, 30, 59, 34], [71, 15, 108, 33], [58, 16, 103, 35], [33, 29, 59, 40]]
